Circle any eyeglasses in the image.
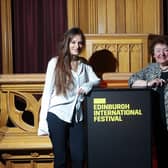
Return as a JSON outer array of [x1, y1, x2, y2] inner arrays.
[[154, 48, 168, 54]]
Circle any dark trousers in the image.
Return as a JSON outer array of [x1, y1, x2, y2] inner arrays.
[[47, 112, 85, 168]]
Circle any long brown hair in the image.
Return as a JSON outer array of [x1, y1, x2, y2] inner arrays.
[[55, 27, 85, 96]]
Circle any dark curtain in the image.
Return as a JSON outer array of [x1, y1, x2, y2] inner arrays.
[[12, 0, 67, 73]]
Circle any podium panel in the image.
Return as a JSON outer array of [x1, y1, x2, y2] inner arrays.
[[85, 88, 156, 168]]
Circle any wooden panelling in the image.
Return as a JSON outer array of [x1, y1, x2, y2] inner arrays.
[[97, 0, 107, 33], [0, 0, 13, 73], [106, 0, 116, 33], [0, 74, 53, 168], [1, 153, 54, 168], [88, 0, 98, 33], [125, 0, 137, 33], [116, 0, 126, 33], [67, 0, 163, 34], [82, 34, 152, 76], [136, 0, 143, 33], [79, 0, 88, 32], [67, 0, 79, 27], [142, 0, 163, 34]]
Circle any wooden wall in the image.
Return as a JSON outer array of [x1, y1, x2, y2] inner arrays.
[[0, 0, 13, 74], [83, 34, 152, 74], [67, 0, 163, 34]]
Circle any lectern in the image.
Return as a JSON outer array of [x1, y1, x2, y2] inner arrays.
[[85, 88, 158, 168]]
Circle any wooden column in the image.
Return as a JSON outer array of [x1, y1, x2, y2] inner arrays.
[[0, 0, 13, 73]]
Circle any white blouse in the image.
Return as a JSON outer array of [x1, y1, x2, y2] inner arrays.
[[38, 57, 100, 135]]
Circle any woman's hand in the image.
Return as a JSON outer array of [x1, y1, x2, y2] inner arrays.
[[77, 87, 86, 95], [148, 78, 166, 87], [132, 78, 166, 88]]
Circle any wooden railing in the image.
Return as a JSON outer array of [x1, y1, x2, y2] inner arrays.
[[0, 74, 53, 168], [102, 72, 132, 88]]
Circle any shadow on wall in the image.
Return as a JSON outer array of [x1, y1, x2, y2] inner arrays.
[[89, 49, 118, 79]]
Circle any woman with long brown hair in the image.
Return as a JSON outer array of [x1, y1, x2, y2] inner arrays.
[[38, 27, 100, 168]]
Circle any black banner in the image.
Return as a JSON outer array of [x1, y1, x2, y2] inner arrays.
[[85, 88, 157, 168]]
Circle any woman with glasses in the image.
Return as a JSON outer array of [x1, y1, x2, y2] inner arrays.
[[128, 36, 168, 168]]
